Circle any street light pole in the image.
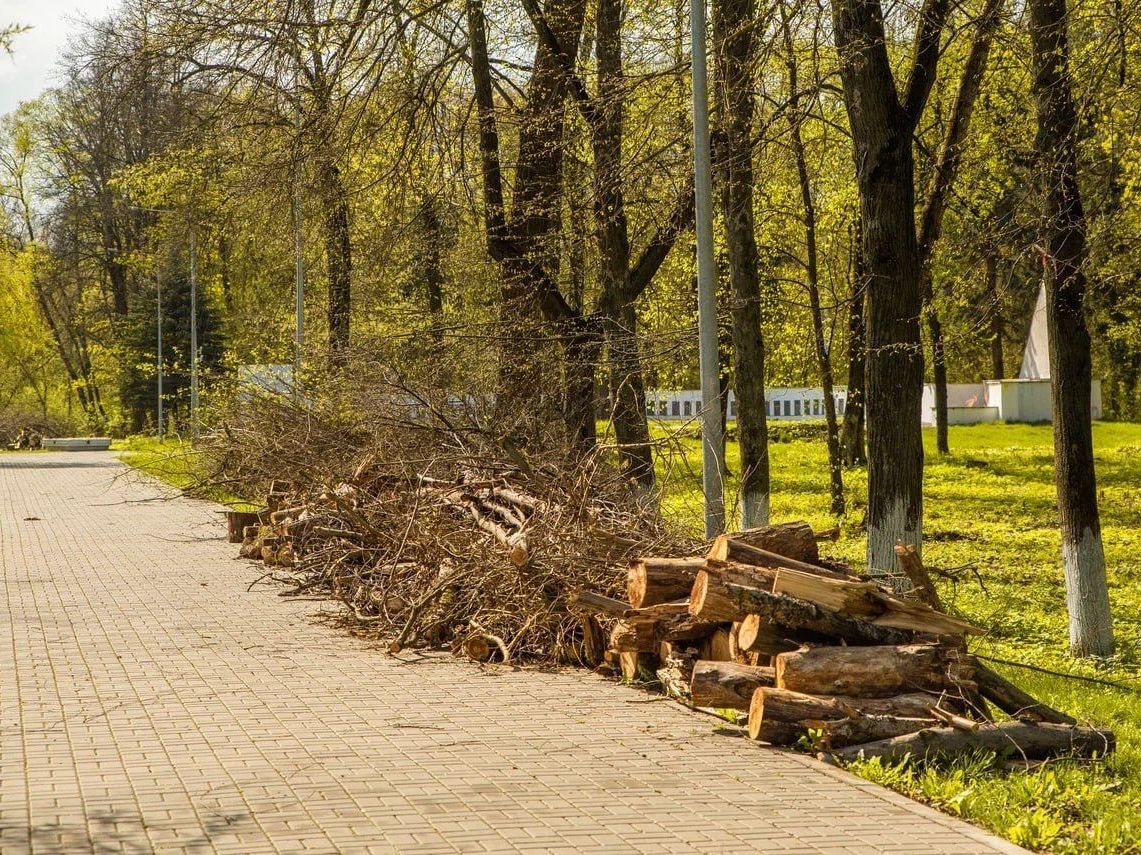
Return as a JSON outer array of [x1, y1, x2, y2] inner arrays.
[[189, 224, 199, 441], [156, 272, 164, 443], [690, 0, 725, 537]]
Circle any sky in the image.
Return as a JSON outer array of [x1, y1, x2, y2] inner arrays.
[[1, 0, 120, 116]]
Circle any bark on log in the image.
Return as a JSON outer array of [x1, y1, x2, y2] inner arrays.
[[736, 613, 806, 655], [894, 541, 942, 609], [726, 521, 819, 564], [775, 644, 974, 697], [657, 616, 722, 643], [770, 568, 980, 636], [627, 557, 705, 607], [722, 582, 914, 646], [689, 570, 750, 622], [690, 660, 775, 709], [975, 663, 1077, 725], [707, 535, 855, 580], [750, 687, 940, 726], [832, 721, 1115, 762], [808, 715, 940, 748], [609, 620, 656, 653], [226, 511, 262, 543]]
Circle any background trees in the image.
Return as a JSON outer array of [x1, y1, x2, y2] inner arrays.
[[0, 0, 1135, 654]]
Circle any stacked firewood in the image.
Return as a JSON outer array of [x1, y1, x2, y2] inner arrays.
[[574, 521, 1115, 763]]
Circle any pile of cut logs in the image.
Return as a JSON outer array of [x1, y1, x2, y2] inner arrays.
[[574, 521, 1115, 763]]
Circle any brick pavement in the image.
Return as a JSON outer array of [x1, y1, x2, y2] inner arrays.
[[0, 451, 1025, 854]]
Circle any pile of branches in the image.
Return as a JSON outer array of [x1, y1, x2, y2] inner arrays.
[[210, 373, 694, 663], [574, 523, 1116, 764]]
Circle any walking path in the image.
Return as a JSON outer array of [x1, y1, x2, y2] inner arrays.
[[0, 451, 1023, 854]]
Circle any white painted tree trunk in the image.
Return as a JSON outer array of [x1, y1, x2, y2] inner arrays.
[[1063, 528, 1113, 657]]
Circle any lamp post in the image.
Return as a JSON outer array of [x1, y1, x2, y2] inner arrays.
[[156, 271, 164, 443], [189, 224, 199, 441], [691, 0, 725, 537]]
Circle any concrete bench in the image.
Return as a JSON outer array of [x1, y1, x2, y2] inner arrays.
[[41, 437, 112, 451]]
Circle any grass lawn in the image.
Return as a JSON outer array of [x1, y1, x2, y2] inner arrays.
[[114, 435, 259, 510], [655, 420, 1141, 853]]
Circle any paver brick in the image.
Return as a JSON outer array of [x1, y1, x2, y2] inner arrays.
[[0, 452, 1026, 853]]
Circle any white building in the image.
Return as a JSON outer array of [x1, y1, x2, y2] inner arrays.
[[648, 282, 1103, 425]]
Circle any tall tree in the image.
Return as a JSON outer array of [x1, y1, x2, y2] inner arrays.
[[714, 0, 769, 525], [830, 0, 950, 573], [918, 0, 1004, 455], [1028, 0, 1113, 656], [780, 1, 842, 516]]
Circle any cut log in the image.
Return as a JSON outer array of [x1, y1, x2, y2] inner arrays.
[[463, 635, 493, 662], [727, 520, 819, 564], [580, 615, 605, 667], [894, 541, 942, 609], [707, 535, 855, 580], [226, 510, 262, 543], [807, 715, 940, 749], [609, 621, 656, 653], [689, 660, 775, 709], [975, 663, 1077, 725], [689, 570, 749, 622], [570, 589, 634, 611], [627, 557, 705, 608], [774, 644, 974, 698], [737, 614, 813, 656], [722, 582, 914, 646], [657, 616, 722, 643], [572, 590, 633, 616], [832, 721, 1115, 762], [770, 568, 981, 636], [750, 687, 940, 727], [700, 627, 734, 661]]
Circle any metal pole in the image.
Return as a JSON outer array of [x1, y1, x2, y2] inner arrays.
[[156, 272, 164, 443], [292, 79, 305, 393], [189, 225, 199, 441], [292, 156, 306, 383], [690, 0, 725, 537]]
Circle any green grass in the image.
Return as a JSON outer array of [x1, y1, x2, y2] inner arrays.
[[115, 436, 258, 510], [654, 420, 1141, 853]]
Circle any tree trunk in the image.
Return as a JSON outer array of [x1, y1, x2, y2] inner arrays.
[[929, 304, 949, 454], [721, 581, 914, 646], [318, 158, 352, 364], [736, 614, 819, 655], [689, 660, 775, 709], [707, 535, 854, 579], [750, 687, 938, 725], [781, 3, 843, 515], [986, 254, 1005, 379], [1029, 0, 1113, 657], [975, 663, 1076, 724], [916, 0, 1004, 457], [592, 0, 655, 489], [831, 721, 1115, 763], [627, 557, 705, 608], [774, 644, 973, 697], [841, 243, 867, 466], [727, 520, 819, 564], [831, 0, 949, 574], [714, 0, 769, 527]]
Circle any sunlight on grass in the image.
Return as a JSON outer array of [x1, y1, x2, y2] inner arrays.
[[115, 436, 258, 510]]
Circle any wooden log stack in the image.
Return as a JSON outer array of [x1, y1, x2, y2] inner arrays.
[[574, 519, 1113, 764]]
